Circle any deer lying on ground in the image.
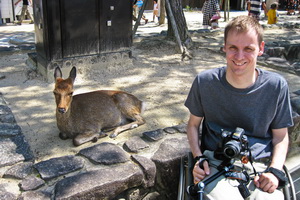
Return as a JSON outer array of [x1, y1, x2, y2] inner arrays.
[[53, 67, 145, 146]]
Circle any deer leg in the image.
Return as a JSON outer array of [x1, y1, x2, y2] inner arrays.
[[73, 132, 107, 146], [109, 115, 145, 138]]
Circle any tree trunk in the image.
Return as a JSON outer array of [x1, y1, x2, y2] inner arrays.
[[166, 0, 191, 47], [158, 0, 166, 25], [165, 0, 192, 60], [223, 0, 230, 21]]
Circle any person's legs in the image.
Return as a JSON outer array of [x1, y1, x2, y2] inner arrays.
[[142, 15, 148, 24], [202, 11, 211, 29], [25, 8, 34, 23], [202, 151, 244, 200], [17, 5, 28, 24], [247, 182, 284, 200], [242, 162, 284, 200], [201, 151, 284, 200], [133, 6, 138, 18], [153, 10, 158, 22]]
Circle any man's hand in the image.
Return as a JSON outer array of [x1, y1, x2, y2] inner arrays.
[[193, 160, 210, 184], [254, 172, 279, 193]]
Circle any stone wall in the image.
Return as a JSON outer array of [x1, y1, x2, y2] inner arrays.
[[289, 90, 300, 157], [1, 89, 300, 199], [0, 91, 191, 199]]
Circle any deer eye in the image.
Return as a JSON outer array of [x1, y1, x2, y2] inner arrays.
[[68, 92, 73, 96]]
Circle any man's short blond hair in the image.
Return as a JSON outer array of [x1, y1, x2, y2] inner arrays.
[[224, 15, 264, 45]]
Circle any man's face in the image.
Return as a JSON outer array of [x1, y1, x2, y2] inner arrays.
[[223, 28, 264, 77]]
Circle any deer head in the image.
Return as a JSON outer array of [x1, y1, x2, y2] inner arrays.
[[53, 67, 76, 114]]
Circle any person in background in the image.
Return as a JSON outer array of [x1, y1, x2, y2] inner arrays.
[[133, 0, 138, 21], [152, 0, 159, 22], [248, 0, 267, 20], [286, 0, 297, 15], [267, 2, 279, 24], [202, 0, 221, 29], [136, 0, 148, 24], [16, 0, 34, 25], [210, 14, 221, 29]]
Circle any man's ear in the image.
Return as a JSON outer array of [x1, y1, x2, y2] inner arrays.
[[222, 45, 226, 53], [258, 41, 265, 56]]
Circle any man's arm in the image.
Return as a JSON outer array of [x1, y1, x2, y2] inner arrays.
[[254, 127, 289, 193], [262, 1, 267, 15], [15, 0, 22, 6], [187, 114, 203, 158], [270, 128, 289, 169], [187, 114, 210, 183]]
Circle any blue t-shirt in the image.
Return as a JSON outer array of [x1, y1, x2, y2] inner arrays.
[[185, 66, 293, 159], [136, 0, 143, 8]]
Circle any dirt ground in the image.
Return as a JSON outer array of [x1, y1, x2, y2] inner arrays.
[[0, 10, 299, 163]]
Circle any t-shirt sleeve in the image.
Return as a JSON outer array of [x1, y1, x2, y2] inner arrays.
[[270, 79, 294, 129], [184, 76, 204, 117]]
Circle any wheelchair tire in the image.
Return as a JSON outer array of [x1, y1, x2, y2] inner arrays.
[[282, 165, 296, 200]]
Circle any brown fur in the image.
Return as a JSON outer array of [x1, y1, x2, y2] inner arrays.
[[53, 67, 145, 146]]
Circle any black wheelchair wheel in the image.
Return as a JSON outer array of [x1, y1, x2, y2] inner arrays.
[[282, 165, 296, 200]]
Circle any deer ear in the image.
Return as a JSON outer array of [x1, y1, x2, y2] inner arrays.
[[69, 67, 77, 82], [54, 67, 62, 80]]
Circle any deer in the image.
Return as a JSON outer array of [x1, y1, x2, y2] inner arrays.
[[53, 66, 146, 146]]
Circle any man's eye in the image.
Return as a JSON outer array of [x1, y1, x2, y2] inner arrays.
[[245, 48, 254, 52]]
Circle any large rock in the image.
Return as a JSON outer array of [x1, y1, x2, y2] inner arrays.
[[0, 105, 16, 123], [3, 162, 34, 179], [151, 137, 190, 199], [124, 136, 149, 153], [264, 47, 286, 58], [0, 185, 17, 200], [0, 135, 33, 167], [17, 190, 52, 200], [0, 123, 21, 136], [54, 162, 144, 200], [143, 129, 166, 141], [131, 155, 156, 188], [286, 44, 300, 61], [19, 175, 45, 191], [265, 57, 291, 71], [78, 142, 130, 165], [34, 155, 84, 180], [291, 94, 300, 114]]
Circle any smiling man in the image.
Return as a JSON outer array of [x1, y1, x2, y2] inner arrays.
[[184, 15, 293, 200]]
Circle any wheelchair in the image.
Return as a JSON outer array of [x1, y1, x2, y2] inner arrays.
[[177, 123, 296, 200]]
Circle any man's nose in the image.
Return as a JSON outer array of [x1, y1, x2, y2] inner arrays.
[[235, 50, 245, 60]]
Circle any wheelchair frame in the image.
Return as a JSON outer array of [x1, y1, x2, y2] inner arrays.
[[178, 153, 296, 200], [178, 121, 296, 200]]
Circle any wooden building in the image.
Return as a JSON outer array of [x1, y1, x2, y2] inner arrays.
[[33, 0, 133, 81]]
